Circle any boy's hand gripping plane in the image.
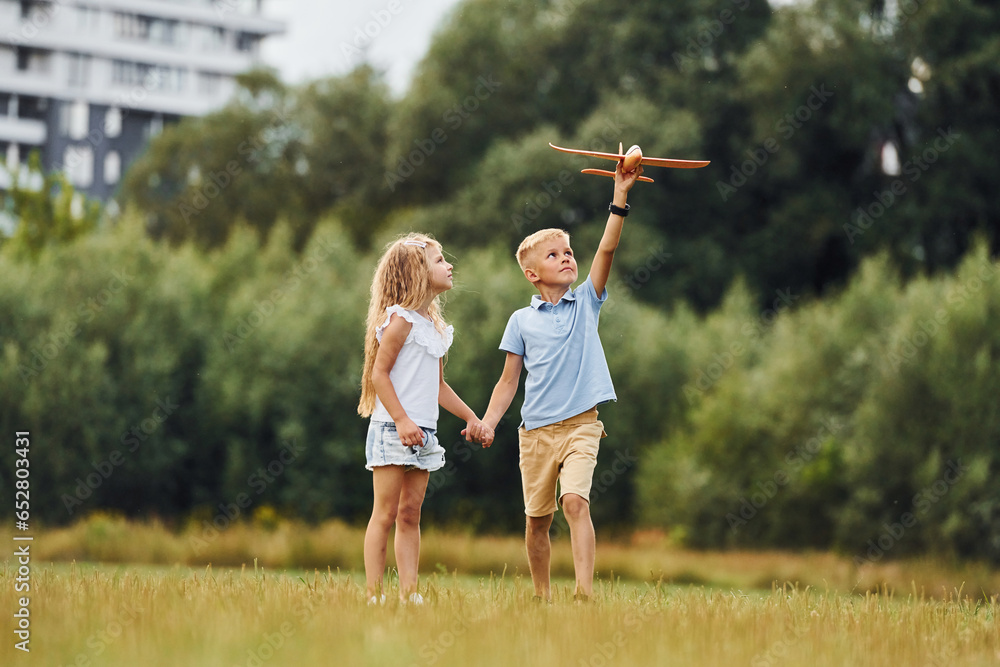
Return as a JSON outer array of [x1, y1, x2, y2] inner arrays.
[[548, 141, 709, 183]]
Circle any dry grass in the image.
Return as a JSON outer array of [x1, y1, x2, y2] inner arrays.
[[12, 514, 1000, 599], [1, 561, 997, 667]]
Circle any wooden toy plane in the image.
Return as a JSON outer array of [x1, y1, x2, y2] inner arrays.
[[548, 142, 710, 183]]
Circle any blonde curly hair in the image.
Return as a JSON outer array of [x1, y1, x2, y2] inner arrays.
[[357, 233, 448, 417]]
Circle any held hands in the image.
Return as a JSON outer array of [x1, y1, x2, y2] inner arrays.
[[461, 418, 495, 448]]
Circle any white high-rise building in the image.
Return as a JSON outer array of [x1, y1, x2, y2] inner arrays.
[[0, 0, 284, 199]]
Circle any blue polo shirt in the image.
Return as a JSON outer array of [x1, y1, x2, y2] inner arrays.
[[499, 275, 616, 430]]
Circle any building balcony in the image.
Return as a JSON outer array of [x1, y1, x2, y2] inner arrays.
[[0, 115, 47, 145], [0, 1, 282, 76]]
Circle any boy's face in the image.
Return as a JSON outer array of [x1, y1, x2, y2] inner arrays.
[[525, 236, 577, 289]]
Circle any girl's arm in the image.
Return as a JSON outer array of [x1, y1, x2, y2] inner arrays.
[[482, 352, 524, 433], [371, 314, 424, 447], [439, 361, 494, 446]]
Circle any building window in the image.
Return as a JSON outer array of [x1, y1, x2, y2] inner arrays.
[[15, 47, 50, 74], [64, 145, 94, 188], [104, 107, 122, 138], [197, 72, 222, 96], [236, 32, 259, 53], [76, 6, 100, 31], [114, 13, 150, 40], [104, 151, 121, 185], [112, 60, 186, 93], [67, 53, 91, 88], [69, 100, 88, 140], [203, 26, 226, 51], [114, 13, 180, 45]]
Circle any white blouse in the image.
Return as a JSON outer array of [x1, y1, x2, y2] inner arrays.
[[371, 305, 454, 430]]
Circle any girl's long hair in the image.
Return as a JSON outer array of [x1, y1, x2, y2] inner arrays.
[[358, 233, 447, 417]]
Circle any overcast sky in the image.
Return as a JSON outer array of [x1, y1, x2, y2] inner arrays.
[[260, 0, 466, 95]]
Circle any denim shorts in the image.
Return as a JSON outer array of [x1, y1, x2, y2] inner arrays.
[[365, 420, 446, 472]]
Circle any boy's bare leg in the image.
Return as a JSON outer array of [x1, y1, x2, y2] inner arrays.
[[526, 513, 554, 600], [562, 493, 595, 599], [364, 466, 405, 599], [394, 469, 430, 599]]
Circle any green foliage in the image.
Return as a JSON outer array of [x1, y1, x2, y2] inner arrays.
[[636, 244, 1000, 562], [4, 0, 999, 563], [1, 152, 101, 260], [120, 66, 394, 249]]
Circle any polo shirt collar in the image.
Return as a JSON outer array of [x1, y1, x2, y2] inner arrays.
[[529, 285, 577, 310]]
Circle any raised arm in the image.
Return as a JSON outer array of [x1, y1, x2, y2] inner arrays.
[[590, 160, 644, 297], [482, 352, 524, 434]]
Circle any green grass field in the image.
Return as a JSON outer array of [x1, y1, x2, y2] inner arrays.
[[2, 518, 998, 666]]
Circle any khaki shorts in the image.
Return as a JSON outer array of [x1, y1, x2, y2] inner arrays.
[[518, 407, 607, 517]]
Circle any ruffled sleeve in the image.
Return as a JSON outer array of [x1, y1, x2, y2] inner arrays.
[[375, 306, 454, 358], [375, 305, 417, 343]]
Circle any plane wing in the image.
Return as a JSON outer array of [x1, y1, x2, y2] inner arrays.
[[581, 168, 655, 183], [548, 142, 710, 169], [639, 156, 711, 169], [549, 143, 630, 162]]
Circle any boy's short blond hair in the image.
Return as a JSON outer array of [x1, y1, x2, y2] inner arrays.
[[516, 228, 570, 272]]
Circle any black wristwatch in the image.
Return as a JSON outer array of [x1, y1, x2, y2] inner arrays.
[[608, 202, 630, 217]]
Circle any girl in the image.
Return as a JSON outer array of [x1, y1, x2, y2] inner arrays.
[[358, 233, 491, 605]]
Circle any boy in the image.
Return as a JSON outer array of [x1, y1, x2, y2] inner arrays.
[[479, 159, 644, 602]]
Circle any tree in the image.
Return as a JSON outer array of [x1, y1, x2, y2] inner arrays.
[[120, 69, 304, 248], [1, 151, 101, 260], [294, 65, 394, 247]]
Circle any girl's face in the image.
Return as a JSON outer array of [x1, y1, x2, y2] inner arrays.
[[425, 245, 453, 294]]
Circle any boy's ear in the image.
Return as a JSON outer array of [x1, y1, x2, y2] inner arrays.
[[523, 267, 540, 284]]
